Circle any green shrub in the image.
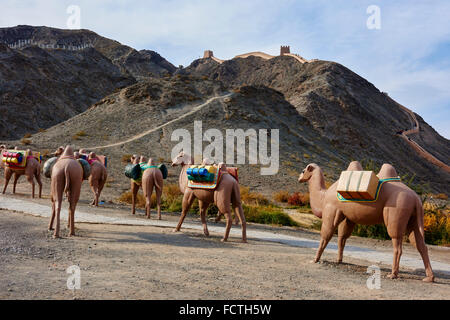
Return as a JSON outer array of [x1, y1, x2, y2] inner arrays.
[[352, 224, 390, 240], [243, 205, 298, 227]]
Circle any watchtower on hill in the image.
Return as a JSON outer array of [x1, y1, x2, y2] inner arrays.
[[280, 45, 290, 55], [203, 50, 214, 58]]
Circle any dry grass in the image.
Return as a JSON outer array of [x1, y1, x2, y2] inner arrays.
[[20, 138, 32, 145], [121, 154, 133, 163], [240, 186, 270, 206], [117, 191, 156, 208], [287, 192, 309, 206], [273, 190, 290, 203], [433, 193, 448, 200], [23, 133, 32, 138]]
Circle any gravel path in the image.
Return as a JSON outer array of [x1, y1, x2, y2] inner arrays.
[[1, 193, 449, 299]]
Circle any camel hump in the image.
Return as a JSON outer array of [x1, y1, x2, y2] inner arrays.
[[347, 161, 363, 171], [377, 163, 398, 179], [61, 145, 74, 157]]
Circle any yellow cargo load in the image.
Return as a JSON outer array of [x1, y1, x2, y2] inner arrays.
[[337, 171, 379, 200]]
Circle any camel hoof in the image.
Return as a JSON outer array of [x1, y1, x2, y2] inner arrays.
[[221, 238, 227, 242], [48, 228, 54, 231], [423, 276, 434, 283], [52, 234, 60, 239], [172, 228, 179, 233], [312, 258, 319, 263], [336, 259, 343, 264], [387, 273, 399, 280], [204, 231, 210, 237], [241, 239, 247, 243]]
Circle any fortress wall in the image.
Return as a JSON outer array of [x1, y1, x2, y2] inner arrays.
[[233, 51, 275, 60]]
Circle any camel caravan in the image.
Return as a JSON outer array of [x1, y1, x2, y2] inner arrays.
[[0, 145, 435, 282]]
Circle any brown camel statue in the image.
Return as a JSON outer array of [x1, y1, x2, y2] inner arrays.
[[142, 158, 163, 219], [48, 146, 83, 238], [87, 152, 107, 206], [171, 152, 247, 242], [298, 162, 434, 282], [2, 148, 42, 198], [128, 155, 147, 215]]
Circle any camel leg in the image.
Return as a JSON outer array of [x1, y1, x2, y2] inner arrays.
[[199, 201, 210, 236], [215, 212, 223, 222], [388, 237, 403, 279], [68, 189, 80, 237], [221, 212, 233, 242], [131, 182, 139, 215], [233, 204, 247, 243], [314, 206, 341, 263], [174, 189, 195, 232], [25, 173, 35, 199], [48, 196, 56, 231], [337, 218, 355, 263], [35, 170, 42, 199], [156, 185, 162, 220], [53, 195, 63, 239], [384, 207, 408, 279], [2, 169, 12, 194], [89, 177, 99, 206], [143, 177, 154, 219], [97, 175, 106, 206], [12, 172, 20, 194], [410, 225, 434, 282]]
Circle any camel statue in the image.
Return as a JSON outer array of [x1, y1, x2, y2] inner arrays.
[[298, 162, 434, 282], [48, 146, 83, 238], [171, 152, 247, 242], [200, 157, 239, 225], [2, 148, 42, 198], [142, 158, 163, 219], [87, 152, 107, 206], [128, 155, 147, 215]]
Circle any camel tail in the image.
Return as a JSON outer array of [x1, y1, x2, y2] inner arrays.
[[153, 169, 162, 192], [63, 165, 71, 194], [415, 195, 425, 238], [231, 180, 242, 207]]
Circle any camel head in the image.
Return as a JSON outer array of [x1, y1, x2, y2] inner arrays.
[[74, 152, 80, 159], [130, 154, 138, 164], [88, 152, 97, 160], [202, 158, 215, 165], [54, 146, 64, 157], [298, 163, 319, 182], [79, 149, 87, 154], [171, 151, 193, 167]]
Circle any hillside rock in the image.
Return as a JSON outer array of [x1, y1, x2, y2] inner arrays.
[[0, 25, 176, 139]]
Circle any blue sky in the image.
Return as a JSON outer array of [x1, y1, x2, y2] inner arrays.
[[1, 0, 449, 138]]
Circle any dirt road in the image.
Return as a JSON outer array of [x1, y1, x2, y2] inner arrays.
[[0, 194, 449, 299]]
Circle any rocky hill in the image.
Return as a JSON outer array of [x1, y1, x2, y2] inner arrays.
[[1, 26, 448, 194], [0, 25, 176, 139], [23, 71, 450, 194]]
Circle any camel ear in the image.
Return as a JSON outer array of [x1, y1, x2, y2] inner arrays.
[[307, 165, 314, 172]]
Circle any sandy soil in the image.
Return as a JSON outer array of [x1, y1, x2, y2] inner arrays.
[[0, 209, 449, 299], [0, 180, 449, 300]]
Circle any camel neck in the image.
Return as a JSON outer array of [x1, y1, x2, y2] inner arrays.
[[179, 164, 189, 194], [308, 169, 326, 218]]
